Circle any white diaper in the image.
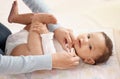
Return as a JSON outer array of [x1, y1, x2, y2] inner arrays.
[[40, 32, 56, 54], [5, 30, 56, 55], [5, 30, 28, 55]]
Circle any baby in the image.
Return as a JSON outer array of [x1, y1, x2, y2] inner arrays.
[[6, 1, 113, 65]]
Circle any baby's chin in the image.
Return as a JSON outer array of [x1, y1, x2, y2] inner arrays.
[[75, 52, 83, 61], [73, 46, 80, 57]]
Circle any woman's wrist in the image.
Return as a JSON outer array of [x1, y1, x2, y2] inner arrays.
[[48, 23, 61, 32], [52, 53, 58, 69]]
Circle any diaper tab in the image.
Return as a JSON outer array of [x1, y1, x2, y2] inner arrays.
[[40, 32, 56, 54], [41, 32, 54, 40]]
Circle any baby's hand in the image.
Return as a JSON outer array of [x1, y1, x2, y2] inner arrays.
[[66, 44, 75, 53], [31, 21, 49, 34]]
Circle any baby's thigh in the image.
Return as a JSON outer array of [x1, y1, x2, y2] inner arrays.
[[11, 43, 42, 56], [11, 44, 30, 56]]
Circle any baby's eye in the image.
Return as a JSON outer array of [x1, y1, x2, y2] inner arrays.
[[87, 34, 90, 39], [89, 45, 92, 50]]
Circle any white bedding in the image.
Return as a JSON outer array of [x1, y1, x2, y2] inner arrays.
[[0, 0, 120, 79]]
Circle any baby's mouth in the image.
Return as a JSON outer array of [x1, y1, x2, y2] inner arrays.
[[78, 39, 81, 48]]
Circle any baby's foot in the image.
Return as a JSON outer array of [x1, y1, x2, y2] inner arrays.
[[8, 0, 18, 23], [32, 13, 57, 24], [30, 22, 49, 34]]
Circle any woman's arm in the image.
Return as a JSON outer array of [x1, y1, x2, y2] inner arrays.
[[23, 0, 60, 32], [0, 54, 52, 74], [0, 52, 80, 74]]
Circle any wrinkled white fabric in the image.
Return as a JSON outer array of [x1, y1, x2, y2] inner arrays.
[[5, 30, 28, 55], [41, 32, 56, 54]]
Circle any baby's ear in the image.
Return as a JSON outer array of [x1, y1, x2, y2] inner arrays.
[[84, 58, 95, 65]]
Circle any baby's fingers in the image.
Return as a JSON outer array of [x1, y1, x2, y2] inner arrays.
[[71, 56, 80, 67]]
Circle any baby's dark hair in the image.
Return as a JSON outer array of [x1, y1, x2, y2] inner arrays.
[[94, 32, 113, 65]]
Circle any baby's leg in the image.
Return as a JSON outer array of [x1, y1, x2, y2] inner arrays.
[[8, 1, 57, 25], [11, 22, 48, 56], [8, 0, 18, 23]]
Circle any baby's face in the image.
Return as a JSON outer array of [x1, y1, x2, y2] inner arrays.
[[74, 32, 107, 61]]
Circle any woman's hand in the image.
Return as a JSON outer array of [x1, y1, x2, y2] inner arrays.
[[52, 51, 80, 69], [54, 27, 76, 51]]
